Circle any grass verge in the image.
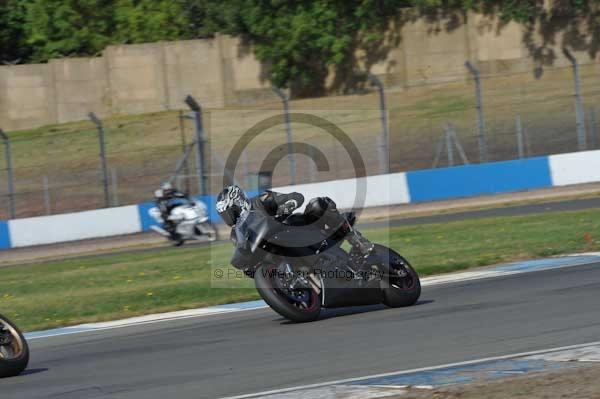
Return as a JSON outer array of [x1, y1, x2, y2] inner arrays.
[[1, 207, 600, 332]]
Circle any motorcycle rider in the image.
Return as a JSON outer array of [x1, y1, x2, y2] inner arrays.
[[154, 182, 191, 238], [215, 185, 374, 260]]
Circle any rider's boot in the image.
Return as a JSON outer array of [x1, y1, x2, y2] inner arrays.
[[164, 221, 183, 245]]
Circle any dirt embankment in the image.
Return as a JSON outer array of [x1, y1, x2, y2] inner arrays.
[[398, 364, 600, 399]]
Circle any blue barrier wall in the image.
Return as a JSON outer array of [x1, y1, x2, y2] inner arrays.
[[137, 201, 159, 232], [406, 157, 553, 203], [0, 221, 11, 250]]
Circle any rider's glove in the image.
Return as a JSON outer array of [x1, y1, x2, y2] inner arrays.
[[276, 200, 298, 219]]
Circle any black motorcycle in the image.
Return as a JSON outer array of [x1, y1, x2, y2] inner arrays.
[[0, 314, 29, 378], [229, 210, 421, 322]]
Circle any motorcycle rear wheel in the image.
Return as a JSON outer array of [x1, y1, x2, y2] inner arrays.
[[255, 265, 321, 323], [376, 245, 421, 308], [0, 314, 29, 378]]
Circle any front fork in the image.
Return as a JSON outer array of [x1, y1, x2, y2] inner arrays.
[[275, 262, 322, 298]]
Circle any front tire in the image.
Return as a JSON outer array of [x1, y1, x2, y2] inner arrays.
[[255, 265, 321, 323], [0, 314, 29, 378], [376, 246, 421, 308]]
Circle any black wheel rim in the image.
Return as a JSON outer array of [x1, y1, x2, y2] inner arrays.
[[266, 266, 320, 312], [388, 255, 417, 291], [0, 319, 24, 361]]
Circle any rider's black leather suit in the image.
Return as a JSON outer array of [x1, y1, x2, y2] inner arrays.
[[251, 190, 305, 218]]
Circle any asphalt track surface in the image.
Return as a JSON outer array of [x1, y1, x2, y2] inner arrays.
[[2, 262, 599, 399], [383, 195, 600, 227]]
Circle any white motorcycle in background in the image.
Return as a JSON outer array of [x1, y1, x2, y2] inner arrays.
[[149, 198, 217, 246]]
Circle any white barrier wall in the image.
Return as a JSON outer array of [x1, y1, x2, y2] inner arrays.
[[8, 205, 142, 248], [275, 173, 411, 211], [549, 150, 600, 186]]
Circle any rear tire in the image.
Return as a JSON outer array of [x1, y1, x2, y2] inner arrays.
[[255, 265, 321, 323], [0, 314, 29, 378], [376, 246, 421, 308]]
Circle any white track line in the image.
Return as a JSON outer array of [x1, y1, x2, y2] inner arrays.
[[25, 304, 267, 340], [219, 341, 600, 399]]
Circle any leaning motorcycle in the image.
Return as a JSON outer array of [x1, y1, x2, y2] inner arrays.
[[0, 314, 29, 378], [149, 199, 217, 246], [229, 210, 421, 322]]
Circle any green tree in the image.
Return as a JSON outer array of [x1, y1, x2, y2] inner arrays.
[[0, 0, 597, 95], [0, 0, 31, 63], [180, 0, 221, 38], [212, 0, 598, 95], [25, 0, 114, 62], [215, 0, 409, 96], [113, 0, 190, 44]]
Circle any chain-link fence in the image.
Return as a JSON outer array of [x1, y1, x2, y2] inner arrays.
[[1, 58, 600, 219], [0, 111, 199, 219]]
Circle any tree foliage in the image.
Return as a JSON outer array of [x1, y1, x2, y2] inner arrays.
[[25, 0, 115, 62], [213, 1, 410, 95], [113, 0, 190, 44], [0, 0, 597, 92], [0, 0, 30, 63]]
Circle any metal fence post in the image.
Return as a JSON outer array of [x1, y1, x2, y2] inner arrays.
[[184, 95, 208, 196], [432, 133, 445, 168], [368, 74, 391, 174], [449, 125, 470, 165], [43, 176, 51, 215], [272, 87, 296, 186], [111, 168, 119, 207], [178, 110, 191, 194], [0, 129, 15, 219], [589, 106, 597, 150], [516, 115, 525, 159], [563, 48, 587, 151], [465, 61, 488, 163], [88, 113, 110, 208], [445, 125, 455, 167]]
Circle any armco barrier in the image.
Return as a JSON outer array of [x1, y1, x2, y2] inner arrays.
[[2, 149, 600, 249]]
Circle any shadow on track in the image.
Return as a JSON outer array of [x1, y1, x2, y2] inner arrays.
[[5, 368, 48, 378], [276, 299, 434, 324]]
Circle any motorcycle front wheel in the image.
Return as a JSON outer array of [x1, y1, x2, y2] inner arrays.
[[255, 264, 321, 323], [376, 245, 421, 308], [0, 314, 29, 378]]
